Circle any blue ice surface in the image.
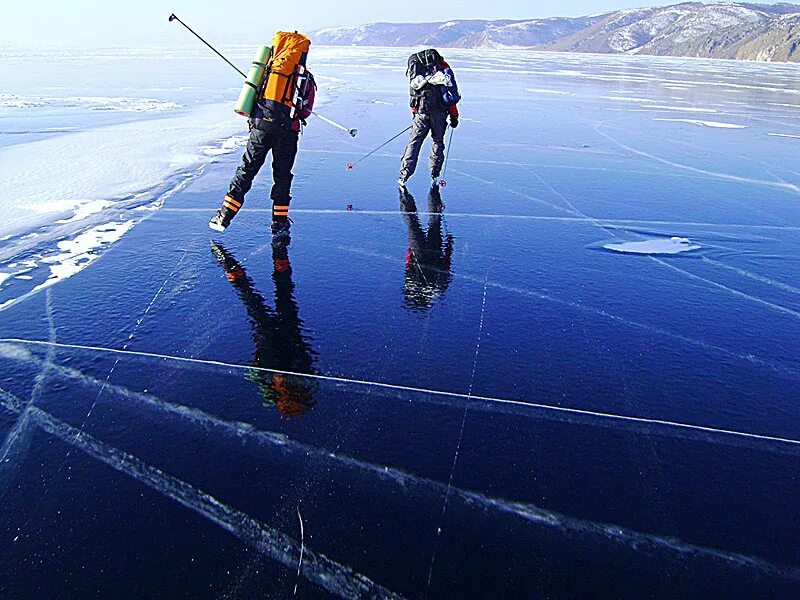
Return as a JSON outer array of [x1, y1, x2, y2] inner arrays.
[[1, 47, 800, 598]]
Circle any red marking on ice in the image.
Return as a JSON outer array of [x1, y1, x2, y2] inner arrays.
[[346, 163, 354, 170]]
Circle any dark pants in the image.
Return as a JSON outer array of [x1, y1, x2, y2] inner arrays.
[[228, 121, 299, 210], [400, 110, 448, 180]]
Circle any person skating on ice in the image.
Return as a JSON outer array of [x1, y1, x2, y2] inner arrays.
[[398, 49, 461, 189], [210, 32, 315, 237]]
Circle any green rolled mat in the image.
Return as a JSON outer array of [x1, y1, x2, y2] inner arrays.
[[234, 45, 272, 117]]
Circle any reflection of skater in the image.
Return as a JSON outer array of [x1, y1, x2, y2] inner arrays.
[[399, 186, 454, 311], [399, 48, 460, 188], [211, 239, 317, 418]]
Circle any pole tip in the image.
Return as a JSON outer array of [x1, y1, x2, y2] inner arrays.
[[168, 13, 176, 22], [348, 129, 358, 138]]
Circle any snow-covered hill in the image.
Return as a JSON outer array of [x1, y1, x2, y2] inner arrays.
[[313, 16, 607, 49], [312, 3, 800, 62]]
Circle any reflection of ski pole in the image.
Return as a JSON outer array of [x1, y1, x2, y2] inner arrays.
[[438, 127, 455, 187], [169, 13, 358, 138], [168, 14, 246, 78], [311, 111, 357, 137], [346, 125, 413, 170]]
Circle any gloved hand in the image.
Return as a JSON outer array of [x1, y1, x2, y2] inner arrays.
[[449, 115, 459, 129], [410, 75, 428, 91]]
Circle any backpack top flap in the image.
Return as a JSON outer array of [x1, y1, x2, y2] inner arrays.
[[407, 48, 443, 78], [269, 31, 311, 76]]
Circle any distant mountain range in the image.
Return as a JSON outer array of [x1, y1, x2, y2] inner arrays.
[[312, 2, 800, 62]]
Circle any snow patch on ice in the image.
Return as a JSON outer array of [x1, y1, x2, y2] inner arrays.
[[200, 135, 248, 157], [39, 221, 135, 288], [767, 133, 800, 140], [55, 200, 114, 224], [655, 119, 747, 129], [605, 237, 701, 255]]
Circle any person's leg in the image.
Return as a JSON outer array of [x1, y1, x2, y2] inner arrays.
[[399, 114, 431, 184], [428, 110, 448, 180], [229, 127, 274, 206], [269, 125, 299, 234], [211, 127, 273, 231]]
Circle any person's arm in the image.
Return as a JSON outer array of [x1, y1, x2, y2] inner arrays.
[[440, 61, 460, 124], [300, 78, 315, 121]]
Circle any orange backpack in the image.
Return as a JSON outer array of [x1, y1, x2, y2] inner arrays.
[[261, 31, 311, 116]]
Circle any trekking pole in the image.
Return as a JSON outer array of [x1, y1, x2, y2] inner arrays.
[[346, 125, 412, 170], [168, 14, 246, 78], [437, 127, 455, 187], [311, 112, 357, 137], [168, 14, 358, 138]]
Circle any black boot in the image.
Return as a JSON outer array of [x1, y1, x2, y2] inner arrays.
[[271, 216, 292, 238], [209, 195, 242, 232]]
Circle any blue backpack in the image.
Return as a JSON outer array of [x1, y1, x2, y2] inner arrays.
[[407, 49, 461, 108]]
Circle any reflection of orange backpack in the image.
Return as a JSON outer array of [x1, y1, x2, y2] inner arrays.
[[259, 31, 311, 124]]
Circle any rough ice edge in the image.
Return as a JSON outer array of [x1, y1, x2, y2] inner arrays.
[[0, 130, 243, 307], [604, 237, 701, 255], [0, 102, 244, 238]]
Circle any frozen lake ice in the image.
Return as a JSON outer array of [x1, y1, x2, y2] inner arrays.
[[1, 46, 800, 598]]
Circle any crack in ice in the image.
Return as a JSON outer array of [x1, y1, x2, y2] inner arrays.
[[3, 338, 800, 450], [0, 389, 404, 600]]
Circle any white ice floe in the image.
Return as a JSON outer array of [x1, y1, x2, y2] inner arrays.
[[600, 96, 656, 103], [605, 237, 701, 255], [767, 133, 800, 140], [650, 105, 719, 113], [654, 118, 747, 129], [526, 88, 571, 95]]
